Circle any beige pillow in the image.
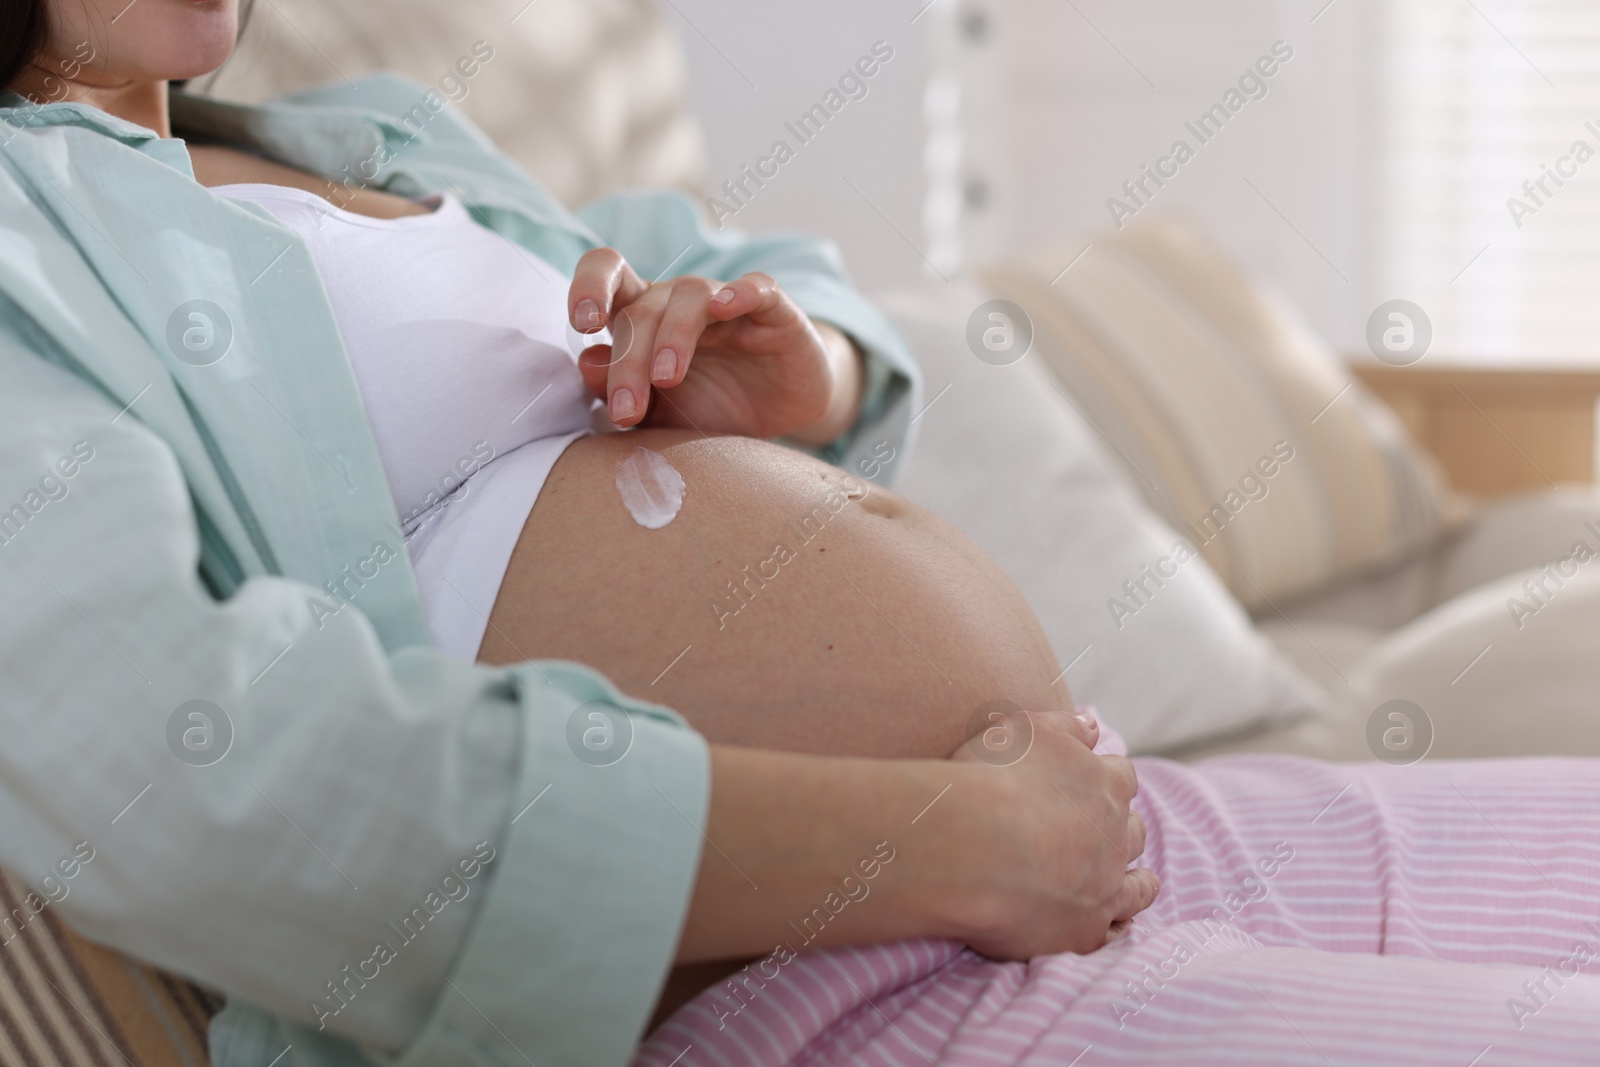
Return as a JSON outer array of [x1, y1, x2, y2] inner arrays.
[[202, 0, 707, 206], [982, 220, 1458, 611]]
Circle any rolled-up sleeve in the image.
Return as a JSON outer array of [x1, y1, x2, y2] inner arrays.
[[578, 190, 923, 485], [0, 333, 708, 1067]]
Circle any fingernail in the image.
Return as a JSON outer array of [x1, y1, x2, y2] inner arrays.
[[1073, 711, 1097, 730], [610, 387, 636, 422], [575, 298, 602, 330], [712, 287, 735, 304], [652, 348, 676, 383]]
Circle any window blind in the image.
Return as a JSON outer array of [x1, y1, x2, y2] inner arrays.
[[1377, 0, 1600, 362]]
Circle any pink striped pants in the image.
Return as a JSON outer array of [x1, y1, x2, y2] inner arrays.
[[636, 737, 1600, 1066]]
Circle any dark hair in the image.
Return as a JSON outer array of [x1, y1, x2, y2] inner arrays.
[[0, 0, 49, 92]]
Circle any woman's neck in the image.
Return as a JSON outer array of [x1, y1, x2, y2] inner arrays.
[[10, 69, 171, 138]]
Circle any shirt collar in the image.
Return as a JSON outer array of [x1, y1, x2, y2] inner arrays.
[[0, 87, 408, 184]]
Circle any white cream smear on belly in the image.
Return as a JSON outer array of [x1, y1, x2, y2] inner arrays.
[[615, 446, 686, 529]]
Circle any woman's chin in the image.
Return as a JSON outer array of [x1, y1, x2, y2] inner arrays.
[[157, 41, 236, 82], [118, 1, 238, 81]]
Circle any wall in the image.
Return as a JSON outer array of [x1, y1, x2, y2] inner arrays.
[[965, 0, 1376, 350], [671, 0, 1379, 351], [664, 0, 933, 292]]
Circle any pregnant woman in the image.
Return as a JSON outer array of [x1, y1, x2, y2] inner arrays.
[[4, 2, 1600, 1066]]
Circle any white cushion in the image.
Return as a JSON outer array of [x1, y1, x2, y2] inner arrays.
[[1192, 551, 1600, 763], [876, 281, 1323, 754], [1342, 558, 1600, 759], [1433, 487, 1600, 606], [1256, 619, 1386, 698], [1174, 620, 1384, 762]]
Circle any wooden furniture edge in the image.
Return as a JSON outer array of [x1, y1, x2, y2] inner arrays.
[[1349, 362, 1600, 395], [1345, 359, 1600, 494]]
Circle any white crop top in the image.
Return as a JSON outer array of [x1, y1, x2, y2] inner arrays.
[[218, 183, 599, 658]]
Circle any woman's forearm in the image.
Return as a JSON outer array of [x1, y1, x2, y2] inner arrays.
[[675, 744, 993, 963], [677, 713, 1158, 969]]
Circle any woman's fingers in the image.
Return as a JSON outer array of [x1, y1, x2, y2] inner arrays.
[[603, 278, 725, 426], [649, 278, 720, 389], [1100, 753, 1140, 805], [1070, 708, 1101, 750], [569, 265, 734, 426], [708, 271, 809, 332], [1110, 867, 1162, 926], [569, 249, 650, 423], [604, 305, 657, 426], [568, 247, 649, 332], [1125, 810, 1147, 862], [578, 343, 614, 400], [955, 707, 1164, 961], [1030, 707, 1099, 751], [566, 263, 822, 429]]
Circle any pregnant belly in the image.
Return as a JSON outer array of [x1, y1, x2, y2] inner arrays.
[[478, 429, 1066, 759]]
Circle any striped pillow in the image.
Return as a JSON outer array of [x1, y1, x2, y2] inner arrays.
[[982, 220, 1458, 611], [1, 870, 219, 1066]]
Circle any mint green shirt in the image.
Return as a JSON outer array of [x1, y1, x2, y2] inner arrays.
[[0, 74, 917, 1067]]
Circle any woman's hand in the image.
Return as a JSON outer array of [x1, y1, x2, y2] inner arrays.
[[676, 711, 1158, 972], [944, 709, 1160, 957], [567, 248, 863, 442]]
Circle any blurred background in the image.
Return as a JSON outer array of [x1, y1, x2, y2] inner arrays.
[[210, 0, 1600, 366], [673, 0, 1600, 367]]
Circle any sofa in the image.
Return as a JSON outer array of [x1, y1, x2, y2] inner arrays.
[[882, 254, 1600, 763]]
